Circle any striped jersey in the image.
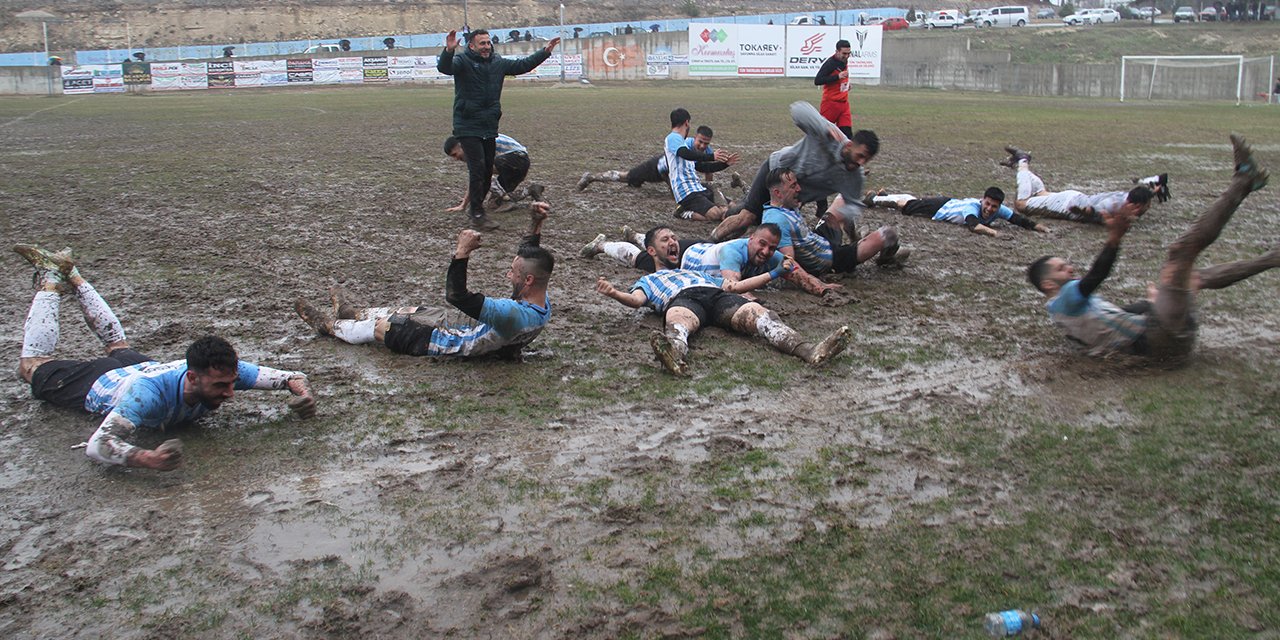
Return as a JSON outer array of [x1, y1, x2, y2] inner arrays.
[[762, 204, 833, 275], [84, 360, 268, 429], [1046, 280, 1147, 356], [681, 239, 782, 278], [932, 198, 1015, 226], [630, 270, 724, 313], [665, 131, 705, 203], [655, 137, 712, 173], [494, 134, 527, 157], [426, 295, 550, 356]]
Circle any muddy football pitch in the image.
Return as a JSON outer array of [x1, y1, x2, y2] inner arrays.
[[1, 82, 1277, 638]]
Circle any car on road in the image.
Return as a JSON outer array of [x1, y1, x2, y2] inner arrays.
[[1133, 6, 1163, 17], [925, 11, 964, 27], [1036, 7, 1058, 18], [883, 17, 911, 30], [1173, 6, 1197, 21], [303, 44, 343, 54], [979, 5, 1031, 26], [1063, 8, 1121, 23], [1199, 6, 1223, 19]]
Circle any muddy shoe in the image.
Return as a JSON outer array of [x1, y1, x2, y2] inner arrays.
[[806, 325, 851, 366], [620, 224, 643, 248], [673, 203, 694, 220], [329, 285, 358, 320], [525, 182, 546, 201], [649, 330, 689, 377], [14, 244, 75, 276], [1000, 145, 1031, 168], [730, 171, 744, 190], [1136, 173, 1172, 203], [469, 215, 500, 231], [1230, 133, 1269, 193], [576, 171, 593, 191], [876, 245, 911, 267], [294, 299, 335, 336], [579, 233, 607, 258]]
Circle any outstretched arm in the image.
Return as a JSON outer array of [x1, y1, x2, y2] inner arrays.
[[446, 230, 487, 320], [437, 30, 459, 74], [595, 277, 647, 308], [87, 413, 180, 470], [1079, 210, 1132, 297], [777, 247, 841, 295], [721, 256, 797, 294]]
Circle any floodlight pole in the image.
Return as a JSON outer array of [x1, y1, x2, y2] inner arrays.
[[559, 3, 566, 84], [463, 0, 469, 32], [43, 21, 52, 96]]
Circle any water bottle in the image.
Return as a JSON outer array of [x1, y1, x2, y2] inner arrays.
[[983, 610, 1040, 636]]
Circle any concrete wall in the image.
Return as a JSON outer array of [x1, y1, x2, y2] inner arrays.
[[0, 66, 58, 95]]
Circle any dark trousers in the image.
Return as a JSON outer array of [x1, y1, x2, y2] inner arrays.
[[494, 151, 530, 193], [458, 136, 497, 218]]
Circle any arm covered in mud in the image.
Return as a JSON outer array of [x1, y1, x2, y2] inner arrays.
[[446, 230, 487, 320], [86, 413, 181, 471]]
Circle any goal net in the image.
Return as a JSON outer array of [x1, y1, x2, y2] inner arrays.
[[1120, 55, 1276, 105]]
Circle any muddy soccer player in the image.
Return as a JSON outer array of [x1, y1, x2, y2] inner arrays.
[[1027, 134, 1277, 361], [437, 28, 560, 231], [711, 101, 879, 243], [1001, 145, 1170, 224], [575, 124, 740, 192], [664, 108, 741, 221], [863, 186, 1050, 238], [295, 203, 553, 359], [13, 246, 316, 471], [594, 268, 851, 376], [444, 133, 544, 213]]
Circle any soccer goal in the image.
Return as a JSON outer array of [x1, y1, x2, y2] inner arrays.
[[1120, 55, 1276, 105]]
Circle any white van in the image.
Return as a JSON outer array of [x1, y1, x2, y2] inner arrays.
[[980, 6, 1031, 27]]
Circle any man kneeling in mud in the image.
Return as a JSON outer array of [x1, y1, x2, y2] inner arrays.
[[13, 245, 316, 471], [295, 203, 554, 359], [1027, 134, 1277, 361], [594, 268, 850, 376]]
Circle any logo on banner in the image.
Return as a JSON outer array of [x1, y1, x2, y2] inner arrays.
[[699, 28, 729, 43], [799, 33, 825, 55], [855, 30, 869, 48]]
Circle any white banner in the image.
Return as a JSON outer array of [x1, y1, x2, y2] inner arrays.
[[149, 62, 182, 91], [840, 26, 884, 79], [647, 53, 671, 78], [312, 58, 341, 84], [736, 24, 785, 77], [688, 23, 737, 76], [786, 26, 842, 78]]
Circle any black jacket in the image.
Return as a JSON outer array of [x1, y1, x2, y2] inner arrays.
[[437, 46, 552, 138]]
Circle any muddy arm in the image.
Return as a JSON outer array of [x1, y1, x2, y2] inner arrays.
[[86, 413, 179, 471]]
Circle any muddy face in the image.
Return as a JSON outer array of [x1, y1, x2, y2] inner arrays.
[[186, 366, 238, 409], [647, 228, 681, 269]]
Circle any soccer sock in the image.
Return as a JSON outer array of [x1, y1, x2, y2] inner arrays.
[[22, 291, 60, 358], [599, 170, 624, 182], [332, 319, 377, 344], [75, 281, 126, 346], [602, 242, 642, 267], [1016, 163, 1042, 200], [872, 195, 913, 208], [755, 313, 805, 356], [668, 323, 690, 357]]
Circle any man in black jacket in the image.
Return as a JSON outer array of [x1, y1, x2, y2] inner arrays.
[[438, 29, 561, 231]]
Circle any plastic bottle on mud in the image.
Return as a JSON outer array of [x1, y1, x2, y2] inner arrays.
[[983, 610, 1040, 636]]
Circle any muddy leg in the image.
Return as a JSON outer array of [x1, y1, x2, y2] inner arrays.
[[1194, 247, 1280, 290]]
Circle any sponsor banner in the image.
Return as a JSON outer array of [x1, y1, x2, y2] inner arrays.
[[647, 53, 671, 78], [178, 62, 208, 90], [92, 65, 125, 93], [121, 61, 151, 86], [233, 60, 262, 87], [287, 59, 313, 83], [335, 57, 364, 84], [312, 58, 341, 84], [688, 22, 737, 76], [736, 24, 785, 76], [207, 60, 235, 88], [563, 53, 583, 77], [785, 26, 841, 78], [535, 52, 561, 78], [149, 62, 182, 90], [60, 66, 95, 94], [363, 56, 389, 83], [839, 26, 884, 79]]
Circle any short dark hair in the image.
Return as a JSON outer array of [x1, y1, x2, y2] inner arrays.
[[836, 39, 851, 49], [517, 244, 555, 284], [670, 108, 691, 128], [852, 130, 880, 157], [695, 125, 713, 138], [443, 136, 461, 156], [644, 225, 674, 249], [469, 29, 490, 41], [754, 222, 782, 239], [984, 186, 1005, 203], [187, 336, 238, 374], [1027, 256, 1054, 293], [766, 167, 795, 190], [1127, 186, 1153, 205]]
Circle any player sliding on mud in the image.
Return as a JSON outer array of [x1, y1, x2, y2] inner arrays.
[[1027, 134, 1278, 361], [595, 267, 851, 377], [862, 186, 1050, 238], [12, 245, 316, 471], [575, 123, 740, 193], [295, 203, 554, 359], [1001, 145, 1170, 224]]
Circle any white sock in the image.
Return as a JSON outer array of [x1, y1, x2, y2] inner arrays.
[[755, 314, 800, 351], [1016, 164, 1043, 200], [333, 319, 377, 344], [22, 291, 60, 358], [75, 281, 126, 346], [669, 324, 690, 356], [600, 170, 623, 182], [602, 242, 641, 267], [873, 194, 915, 208]]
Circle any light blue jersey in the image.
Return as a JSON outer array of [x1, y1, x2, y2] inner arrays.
[[1046, 280, 1147, 356], [656, 137, 711, 173], [631, 270, 724, 313], [426, 295, 550, 356], [932, 198, 1014, 226], [665, 131, 705, 203], [681, 239, 781, 279], [494, 134, 527, 156], [762, 204, 833, 275], [84, 360, 264, 429]]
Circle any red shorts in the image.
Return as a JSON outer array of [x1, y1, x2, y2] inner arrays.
[[819, 100, 852, 129]]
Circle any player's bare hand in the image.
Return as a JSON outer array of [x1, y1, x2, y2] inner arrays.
[[595, 277, 617, 297], [286, 377, 317, 419], [455, 229, 483, 257], [529, 201, 551, 222], [132, 440, 183, 471], [445, 30, 459, 51], [545, 37, 561, 52], [781, 255, 798, 273], [839, 69, 849, 79], [445, 203, 464, 213], [723, 151, 742, 166]]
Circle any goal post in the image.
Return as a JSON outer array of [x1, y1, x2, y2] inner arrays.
[[1120, 55, 1275, 105]]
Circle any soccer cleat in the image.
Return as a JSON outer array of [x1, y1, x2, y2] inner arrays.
[[329, 285, 358, 320], [876, 245, 911, 267], [620, 224, 643, 248], [730, 171, 744, 190], [1229, 134, 1269, 193], [806, 325, 851, 366], [469, 215, 500, 231], [1135, 173, 1172, 203], [999, 145, 1031, 168], [576, 171, 593, 191], [649, 330, 690, 377], [673, 203, 694, 220], [294, 299, 335, 336], [579, 233, 607, 259], [14, 244, 75, 275], [525, 182, 546, 202]]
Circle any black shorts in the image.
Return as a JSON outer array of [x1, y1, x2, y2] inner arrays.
[[813, 222, 860, 274], [30, 348, 152, 411], [626, 156, 665, 187], [678, 189, 717, 216], [739, 160, 773, 224], [901, 196, 951, 218], [667, 287, 748, 329], [494, 151, 530, 193], [382, 309, 454, 357]]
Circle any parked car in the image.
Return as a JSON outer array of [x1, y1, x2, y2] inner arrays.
[[1198, 6, 1221, 19], [789, 15, 817, 25], [1173, 6, 1197, 21], [1133, 6, 1162, 17], [925, 11, 963, 27], [1036, 7, 1058, 18], [864, 15, 886, 25], [980, 5, 1031, 26], [303, 44, 342, 54], [965, 9, 990, 24], [882, 17, 911, 30], [1063, 8, 1121, 23]]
